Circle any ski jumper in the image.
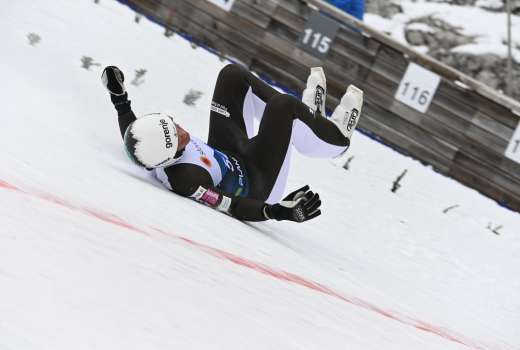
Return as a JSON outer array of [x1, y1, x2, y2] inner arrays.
[[115, 64, 349, 221]]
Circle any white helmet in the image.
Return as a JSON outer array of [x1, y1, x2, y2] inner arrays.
[[123, 113, 180, 168]]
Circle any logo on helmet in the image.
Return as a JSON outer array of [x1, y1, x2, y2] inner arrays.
[[159, 119, 173, 148]]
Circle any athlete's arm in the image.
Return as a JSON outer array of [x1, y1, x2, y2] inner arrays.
[[164, 165, 321, 222], [114, 103, 136, 139], [102, 66, 136, 139], [107, 91, 135, 139], [164, 164, 268, 221]]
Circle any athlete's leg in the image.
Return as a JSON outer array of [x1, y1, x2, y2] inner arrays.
[[207, 63, 279, 152], [292, 120, 349, 158], [208, 63, 350, 148], [207, 64, 353, 202], [245, 94, 350, 202], [295, 67, 364, 158]]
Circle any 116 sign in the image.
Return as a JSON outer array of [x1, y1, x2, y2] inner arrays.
[[395, 62, 440, 113]]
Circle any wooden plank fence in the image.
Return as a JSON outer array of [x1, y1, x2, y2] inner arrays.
[[120, 0, 520, 211]]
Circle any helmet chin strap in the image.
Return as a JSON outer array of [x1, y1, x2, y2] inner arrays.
[[155, 145, 185, 169], [173, 147, 185, 160], [173, 147, 186, 163]]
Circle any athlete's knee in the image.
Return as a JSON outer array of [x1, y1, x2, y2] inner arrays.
[[218, 63, 247, 82], [268, 94, 300, 119]]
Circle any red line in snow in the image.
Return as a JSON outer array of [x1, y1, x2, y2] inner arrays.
[[0, 180, 21, 191], [0, 179, 509, 350], [154, 230, 491, 350], [0, 180, 150, 237]]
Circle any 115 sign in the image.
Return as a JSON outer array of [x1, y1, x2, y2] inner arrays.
[[301, 28, 332, 54], [299, 11, 340, 59], [395, 62, 440, 113]]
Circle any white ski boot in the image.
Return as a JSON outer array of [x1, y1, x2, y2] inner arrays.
[[330, 85, 364, 140], [302, 67, 327, 115]]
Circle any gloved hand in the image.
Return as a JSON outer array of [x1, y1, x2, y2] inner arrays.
[[263, 185, 321, 223], [101, 66, 126, 96], [101, 66, 130, 113]]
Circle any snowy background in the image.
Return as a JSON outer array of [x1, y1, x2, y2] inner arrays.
[[366, 0, 520, 60], [365, 0, 520, 99], [1, 1, 519, 349]]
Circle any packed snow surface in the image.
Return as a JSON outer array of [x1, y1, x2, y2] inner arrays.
[[1, 1, 519, 349]]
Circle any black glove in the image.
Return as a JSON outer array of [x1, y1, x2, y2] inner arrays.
[[264, 185, 321, 223], [101, 66, 130, 113], [101, 66, 126, 95]]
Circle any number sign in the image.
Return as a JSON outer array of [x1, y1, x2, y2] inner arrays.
[[299, 11, 340, 59], [206, 0, 235, 12], [395, 62, 440, 113], [505, 121, 520, 164]]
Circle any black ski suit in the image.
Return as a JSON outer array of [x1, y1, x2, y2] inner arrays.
[[114, 64, 349, 221]]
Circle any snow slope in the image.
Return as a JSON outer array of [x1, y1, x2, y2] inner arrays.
[[1, 1, 519, 349]]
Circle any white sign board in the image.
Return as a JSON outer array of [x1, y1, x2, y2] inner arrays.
[[395, 62, 441, 113], [505, 121, 520, 164], [206, 0, 235, 11]]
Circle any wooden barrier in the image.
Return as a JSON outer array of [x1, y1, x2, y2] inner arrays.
[[120, 0, 520, 211]]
